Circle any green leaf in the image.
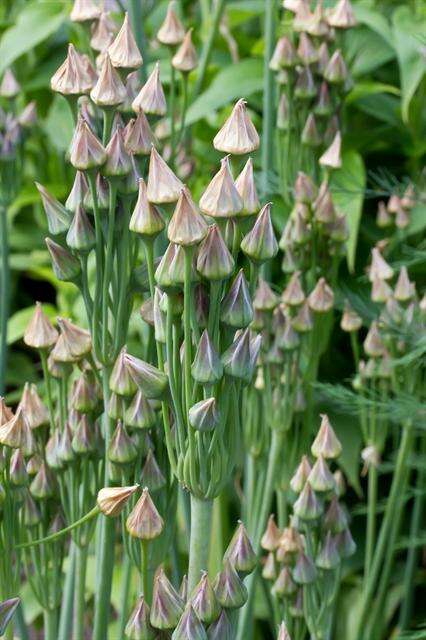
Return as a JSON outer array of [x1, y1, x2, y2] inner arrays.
[[330, 150, 366, 273], [353, 4, 393, 46], [391, 6, 426, 122], [43, 94, 75, 152], [405, 203, 426, 236], [7, 304, 57, 345], [0, 2, 66, 75], [346, 81, 400, 105], [186, 58, 263, 125], [346, 26, 395, 76]]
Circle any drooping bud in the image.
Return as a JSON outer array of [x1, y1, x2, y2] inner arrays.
[[234, 158, 260, 216], [213, 99, 260, 155], [46, 238, 80, 282], [172, 603, 207, 640], [261, 514, 281, 551], [293, 482, 323, 520], [307, 455, 335, 492], [206, 610, 233, 640], [328, 0, 357, 28], [293, 552, 317, 584], [199, 156, 243, 218], [124, 353, 169, 398], [311, 414, 342, 459], [126, 487, 164, 539], [108, 420, 138, 465], [213, 560, 248, 609], [289, 455, 312, 493], [66, 204, 96, 251], [168, 187, 209, 246], [224, 521, 256, 575], [147, 146, 184, 204], [197, 224, 234, 281], [220, 270, 253, 328], [241, 203, 278, 263], [189, 398, 219, 432], [133, 63, 166, 116], [150, 569, 185, 629], [97, 484, 139, 517], [191, 330, 223, 384], [108, 13, 143, 70], [18, 383, 48, 429], [125, 596, 155, 640], [35, 183, 72, 234], [308, 278, 334, 313], [324, 50, 348, 84], [124, 111, 155, 156], [70, 117, 107, 171], [0, 407, 29, 451], [172, 30, 198, 73], [319, 131, 342, 169], [56, 317, 92, 360], [157, 2, 185, 46], [24, 302, 58, 350], [141, 450, 166, 492]]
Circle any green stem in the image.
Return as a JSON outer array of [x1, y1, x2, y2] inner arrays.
[[87, 172, 104, 360], [128, 0, 147, 82], [170, 61, 177, 165], [44, 608, 57, 640], [102, 108, 114, 146], [188, 495, 213, 593], [0, 203, 10, 395], [260, 0, 276, 197], [176, 73, 189, 148], [193, 0, 227, 97], [183, 247, 193, 419], [73, 545, 87, 640], [101, 182, 117, 361], [141, 541, 149, 603], [118, 555, 132, 639], [57, 543, 76, 640], [17, 507, 100, 549], [39, 349, 55, 430]]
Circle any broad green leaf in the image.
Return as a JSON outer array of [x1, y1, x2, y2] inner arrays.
[[331, 150, 366, 273], [406, 203, 426, 236], [346, 81, 400, 105], [346, 26, 395, 76], [7, 304, 57, 345], [227, 0, 265, 27], [392, 6, 426, 122], [328, 411, 362, 495], [186, 58, 263, 125], [0, 2, 66, 75], [353, 4, 393, 46], [43, 94, 75, 152]]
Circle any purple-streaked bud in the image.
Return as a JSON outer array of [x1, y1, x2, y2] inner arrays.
[[108, 392, 126, 420], [18, 383, 48, 429], [294, 172, 317, 204], [22, 491, 41, 527], [270, 37, 296, 70], [141, 450, 166, 492], [297, 33, 318, 65], [253, 278, 279, 311], [124, 112, 155, 156], [70, 0, 100, 22], [108, 420, 138, 465], [126, 391, 156, 430], [147, 146, 184, 204], [324, 50, 348, 84], [328, 0, 357, 28], [30, 462, 56, 500], [191, 330, 223, 384], [124, 352, 169, 399], [72, 415, 95, 456], [221, 328, 261, 383], [293, 552, 317, 584], [292, 301, 313, 333], [66, 204, 96, 251], [190, 572, 220, 625], [213, 560, 248, 609], [180, 575, 188, 602], [35, 183, 72, 234], [26, 454, 42, 477], [71, 372, 98, 413], [108, 12, 143, 70], [277, 621, 292, 640], [126, 487, 164, 539], [314, 81, 332, 116], [90, 53, 126, 107], [66, 171, 88, 212], [220, 270, 253, 328], [104, 126, 132, 177], [0, 69, 20, 98], [324, 495, 348, 533], [290, 455, 312, 493], [46, 238, 80, 282], [0, 597, 20, 636], [199, 156, 243, 218], [224, 521, 256, 575], [197, 224, 234, 281], [84, 173, 109, 211], [295, 66, 316, 99], [133, 62, 166, 116], [308, 278, 334, 313], [311, 414, 342, 459], [97, 484, 139, 517], [70, 117, 106, 171], [168, 187, 209, 246], [335, 528, 356, 558], [272, 567, 297, 598], [157, 2, 185, 46], [110, 349, 139, 396], [10, 449, 28, 487], [301, 113, 321, 147], [293, 482, 323, 520], [90, 12, 117, 52], [207, 609, 233, 640], [172, 603, 207, 640], [50, 44, 93, 96], [307, 455, 335, 492], [150, 568, 185, 629], [0, 407, 26, 450], [172, 29, 198, 73], [18, 101, 37, 128], [316, 532, 340, 570], [189, 398, 219, 432], [241, 203, 278, 263], [213, 99, 259, 155], [125, 595, 155, 639], [235, 158, 260, 216], [58, 422, 75, 464], [282, 271, 305, 307], [55, 317, 91, 360]]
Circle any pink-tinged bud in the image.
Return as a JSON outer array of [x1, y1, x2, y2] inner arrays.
[[213, 99, 259, 155], [66, 204, 96, 252], [315, 80, 332, 117], [301, 113, 321, 147], [90, 53, 127, 107], [125, 596, 155, 639], [141, 449, 166, 492], [9, 449, 28, 487], [324, 495, 348, 533], [189, 397, 219, 432], [104, 126, 132, 177], [335, 528, 356, 558], [133, 62, 166, 116], [324, 50, 348, 84], [172, 603, 206, 640], [24, 302, 58, 349], [191, 330, 223, 384], [363, 321, 385, 358], [292, 301, 313, 334], [241, 203, 278, 263], [70, 117, 107, 171], [270, 37, 296, 70], [297, 32, 318, 65], [150, 569, 184, 629], [224, 521, 256, 575], [168, 187, 209, 246], [84, 173, 110, 211], [147, 146, 184, 203], [293, 1, 314, 31], [126, 486, 164, 539], [58, 422, 75, 464], [72, 415, 96, 456], [110, 348, 138, 396], [340, 301, 362, 332], [0, 598, 21, 635], [50, 44, 93, 96], [314, 181, 335, 223], [261, 514, 281, 551], [262, 553, 276, 581], [207, 609, 233, 640], [56, 317, 92, 360], [293, 482, 323, 520], [199, 156, 243, 218], [0, 398, 13, 427], [307, 455, 335, 492], [70, 0, 100, 22], [66, 171, 89, 212], [290, 455, 312, 493], [197, 224, 234, 281], [126, 391, 156, 430], [26, 454, 42, 477], [295, 66, 316, 100], [47, 351, 73, 379], [311, 414, 342, 459], [294, 172, 317, 204], [172, 29, 198, 73], [316, 531, 340, 570], [306, 2, 329, 37], [0, 68, 20, 98], [308, 278, 334, 313], [253, 278, 278, 311], [45, 238, 81, 282], [394, 266, 414, 302], [222, 329, 261, 383], [371, 277, 392, 304], [71, 372, 98, 414], [30, 462, 56, 500], [35, 182, 72, 235], [97, 484, 139, 517], [190, 573, 220, 625], [125, 352, 169, 398], [157, 1, 185, 46], [235, 158, 260, 215], [108, 12, 143, 70], [213, 559, 248, 609], [376, 200, 392, 228], [124, 111, 155, 156], [293, 552, 317, 584], [129, 178, 165, 238], [272, 567, 297, 598], [400, 183, 416, 209], [369, 247, 393, 282], [319, 131, 342, 169], [22, 491, 42, 527], [18, 383, 48, 430], [18, 101, 37, 128], [90, 12, 117, 52], [328, 0, 357, 28], [282, 271, 305, 307], [220, 269, 253, 328]]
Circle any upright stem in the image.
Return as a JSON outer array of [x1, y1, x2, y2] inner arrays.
[[170, 61, 177, 166], [43, 608, 58, 640], [118, 555, 132, 639], [188, 495, 213, 593], [193, 0, 227, 97], [73, 545, 88, 640], [0, 203, 10, 395], [128, 0, 147, 82], [260, 0, 276, 198], [57, 543, 76, 640]]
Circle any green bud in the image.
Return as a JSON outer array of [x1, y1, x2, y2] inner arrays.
[[293, 552, 317, 585], [213, 560, 248, 609], [240, 204, 278, 264], [207, 610, 233, 640], [72, 415, 96, 456], [172, 603, 207, 640], [197, 225, 234, 281], [293, 483, 323, 520], [110, 348, 138, 397], [307, 456, 335, 492], [335, 528, 356, 558], [294, 67, 316, 99], [316, 531, 340, 570], [30, 462, 56, 500], [108, 421, 138, 465], [126, 391, 156, 430], [58, 422, 75, 464], [141, 450, 166, 492], [125, 596, 155, 639], [191, 330, 223, 385], [150, 568, 184, 629], [190, 572, 220, 626], [189, 398, 219, 432], [222, 329, 261, 383], [45, 238, 81, 282], [35, 182, 72, 235], [220, 270, 253, 328], [10, 449, 28, 487], [66, 204, 96, 252], [224, 521, 256, 575], [22, 491, 41, 527], [272, 567, 297, 598], [125, 353, 169, 399]]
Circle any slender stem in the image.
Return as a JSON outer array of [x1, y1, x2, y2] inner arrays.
[[0, 203, 10, 395], [16, 507, 100, 549], [102, 182, 117, 360], [58, 543, 76, 640], [118, 555, 132, 639], [170, 61, 177, 165], [73, 545, 88, 640], [176, 73, 189, 148], [187, 495, 213, 593], [102, 108, 114, 146], [40, 349, 55, 430], [193, 0, 227, 97], [141, 541, 149, 602], [183, 247, 193, 419], [87, 172, 104, 360], [260, 0, 276, 198], [128, 0, 147, 82]]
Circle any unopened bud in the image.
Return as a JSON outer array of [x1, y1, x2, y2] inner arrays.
[[97, 484, 139, 517], [108, 13, 143, 70], [35, 183, 72, 235], [133, 62, 166, 116], [126, 487, 164, 540], [213, 560, 248, 609], [213, 99, 259, 155], [311, 414, 342, 459], [150, 569, 184, 629]]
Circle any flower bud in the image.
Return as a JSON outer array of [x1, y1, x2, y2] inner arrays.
[[199, 156, 243, 218], [125, 595, 155, 640], [46, 238, 80, 282], [277, 93, 290, 131], [191, 331, 223, 384], [18, 383, 48, 429], [314, 80, 332, 116], [311, 414, 342, 459], [168, 187, 209, 246], [261, 515, 281, 551], [97, 484, 139, 517], [0, 398, 13, 426], [289, 455, 312, 493], [90, 53, 126, 107], [66, 204, 96, 252], [172, 30, 198, 73], [308, 278, 334, 313], [108, 13, 143, 70], [58, 422, 75, 464], [125, 112, 155, 157], [376, 200, 392, 228], [363, 321, 385, 358], [213, 560, 248, 609], [189, 398, 219, 432], [291, 301, 313, 333], [224, 521, 256, 575], [50, 45, 92, 96], [340, 301, 362, 332], [47, 352, 73, 379], [294, 172, 316, 204], [141, 450, 166, 492], [104, 126, 132, 177], [124, 353, 169, 399], [197, 225, 234, 281], [270, 37, 296, 70], [84, 173, 110, 212], [190, 572, 220, 625], [297, 33, 318, 65], [307, 455, 335, 492], [282, 272, 305, 307], [253, 279, 278, 312], [150, 568, 184, 629], [301, 113, 321, 147], [324, 495, 348, 533], [55, 317, 91, 360], [20, 101, 37, 129], [335, 528, 356, 558], [72, 415, 95, 456], [319, 131, 342, 169], [241, 203, 278, 263], [10, 449, 28, 487], [22, 491, 41, 527], [35, 182, 72, 235], [147, 146, 184, 204], [324, 50, 348, 84], [213, 99, 259, 155], [277, 621, 292, 640], [293, 482, 323, 520], [108, 421, 138, 465], [369, 247, 393, 282], [70, 0, 100, 22], [293, 552, 317, 584], [394, 266, 414, 303], [110, 348, 138, 396], [172, 603, 207, 640], [70, 117, 107, 171], [126, 391, 156, 430], [371, 277, 392, 304], [316, 532, 340, 570], [0, 407, 27, 450], [0, 68, 20, 98], [207, 610, 233, 640], [328, 0, 357, 28], [133, 62, 166, 116], [220, 270, 253, 328], [126, 487, 164, 540], [295, 66, 316, 99], [30, 462, 56, 500], [272, 567, 297, 598], [235, 158, 260, 215], [90, 12, 117, 51], [221, 329, 261, 383], [157, 2, 185, 46]]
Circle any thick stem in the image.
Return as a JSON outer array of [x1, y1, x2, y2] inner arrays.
[[0, 204, 10, 395], [188, 495, 213, 593], [73, 545, 88, 640], [44, 608, 58, 640]]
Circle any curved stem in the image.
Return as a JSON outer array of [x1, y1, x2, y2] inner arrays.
[[17, 507, 100, 549]]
